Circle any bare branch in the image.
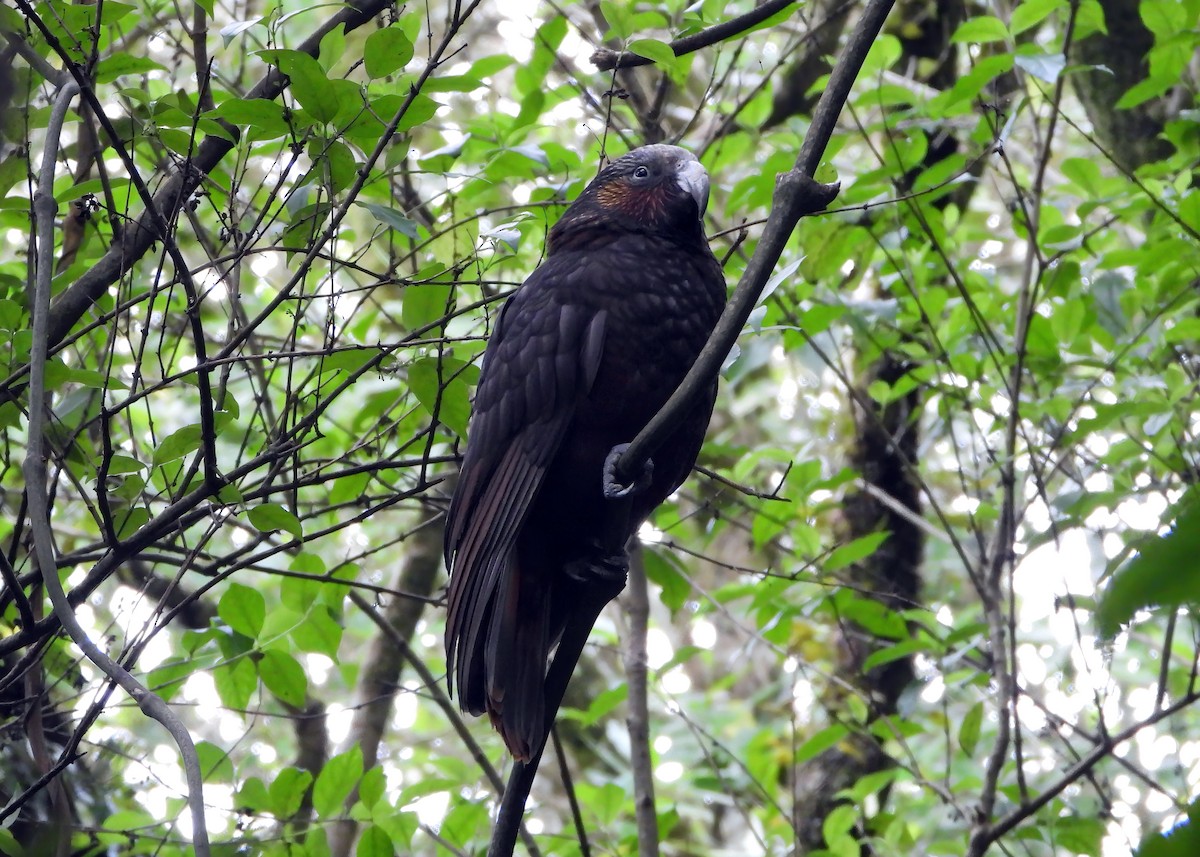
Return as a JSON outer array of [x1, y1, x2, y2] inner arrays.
[[623, 549, 659, 857], [23, 79, 211, 855], [591, 0, 798, 70]]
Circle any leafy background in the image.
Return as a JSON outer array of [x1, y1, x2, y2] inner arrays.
[[1, 0, 1199, 855]]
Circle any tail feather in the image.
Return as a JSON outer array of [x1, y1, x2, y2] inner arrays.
[[485, 568, 550, 762]]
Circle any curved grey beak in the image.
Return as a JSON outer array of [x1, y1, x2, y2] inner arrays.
[[675, 158, 710, 219]]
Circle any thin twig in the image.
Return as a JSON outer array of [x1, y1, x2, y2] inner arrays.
[[969, 6, 1082, 852], [23, 80, 211, 855], [550, 728, 591, 857], [591, 0, 797, 70], [983, 689, 1200, 848]]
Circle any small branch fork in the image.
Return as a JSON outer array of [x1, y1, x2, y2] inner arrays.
[[591, 0, 797, 71], [613, 0, 897, 486], [23, 82, 212, 854]]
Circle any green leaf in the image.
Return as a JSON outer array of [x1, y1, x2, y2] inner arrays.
[[0, 3, 23, 31], [1014, 51, 1064, 83], [795, 724, 849, 764], [1115, 75, 1175, 109], [152, 423, 204, 466], [600, 0, 633, 38], [861, 639, 925, 672], [358, 765, 386, 808], [627, 38, 677, 67], [105, 454, 146, 475], [247, 503, 303, 540], [259, 649, 308, 707], [958, 701, 983, 756], [311, 139, 358, 194], [579, 782, 626, 826], [825, 532, 889, 572], [236, 777, 271, 813], [358, 202, 419, 239], [402, 280, 454, 331], [643, 548, 691, 612], [281, 573, 321, 613], [210, 98, 289, 137], [313, 745, 363, 819], [115, 507, 150, 539], [951, 15, 1010, 43], [290, 604, 342, 657], [0, 827, 26, 856], [1049, 295, 1086, 344], [561, 684, 627, 726], [356, 825, 394, 857], [219, 583, 266, 638], [213, 657, 257, 710], [1061, 157, 1102, 195], [376, 811, 418, 848], [148, 658, 200, 701], [219, 18, 262, 47], [933, 54, 1015, 109], [102, 809, 156, 833], [261, 50, 343, 124], [1010, 0, 1065, 34], [823, 803, 858, 844], [0, 298, 22, 330], [269, 767, 314, 818], [1136, 801, 1200, 857], [95, 54, 168, 83], [318, 25, 346, 72], [1097, 489, 1200, 637], [364, 27, 415, 78], [196, 740, 234, 782], [1140, 0, 1187, 35], [1052, 815, 1104, 856], [395, 93, 439, 132], [407, 355, 478, 438]]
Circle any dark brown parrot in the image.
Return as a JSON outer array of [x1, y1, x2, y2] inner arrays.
[[444, 144, 725, 762]]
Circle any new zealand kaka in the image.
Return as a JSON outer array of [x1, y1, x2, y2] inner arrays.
[[444, 144, 725, 761]]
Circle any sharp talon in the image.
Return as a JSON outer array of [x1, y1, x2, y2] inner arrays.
[[564, 550, 629, 584], [603, 442, 653, 500]]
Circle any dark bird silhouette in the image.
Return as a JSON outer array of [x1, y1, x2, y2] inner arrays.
[[444, 144, 725, 762]]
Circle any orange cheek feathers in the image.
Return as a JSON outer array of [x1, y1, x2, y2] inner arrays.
[[595, 181, 667, 221]]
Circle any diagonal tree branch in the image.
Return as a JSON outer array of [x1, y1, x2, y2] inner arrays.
[[613, 0, 896, 484], [591, 0, 798, 70]]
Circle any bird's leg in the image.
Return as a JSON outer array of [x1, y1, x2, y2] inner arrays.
[[562, 443, 648, 584], [563, 546, 629, 584], [603, 442, 653, 500]]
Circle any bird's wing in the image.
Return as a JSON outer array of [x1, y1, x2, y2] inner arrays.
[[444, 263, 607, 702]]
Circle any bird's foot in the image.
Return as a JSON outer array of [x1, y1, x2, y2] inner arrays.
[[564, 549, 629, 585], [603, 443, 653, 500]]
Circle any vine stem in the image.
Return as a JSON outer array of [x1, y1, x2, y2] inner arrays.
[[24, 81, 212, 855]]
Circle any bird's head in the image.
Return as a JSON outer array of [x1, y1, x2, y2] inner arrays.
[[548, 144, 711, 252]]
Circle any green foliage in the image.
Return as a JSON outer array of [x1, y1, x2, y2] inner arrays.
[[3, 0, 1200, 854], [1098, 489, 1200, 637]]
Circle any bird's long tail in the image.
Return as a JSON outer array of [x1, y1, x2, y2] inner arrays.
[[489, 569, 627, 856], [486, 567, 550, 762]]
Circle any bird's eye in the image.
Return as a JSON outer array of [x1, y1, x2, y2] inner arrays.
[[633, 165, 650, 179]]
